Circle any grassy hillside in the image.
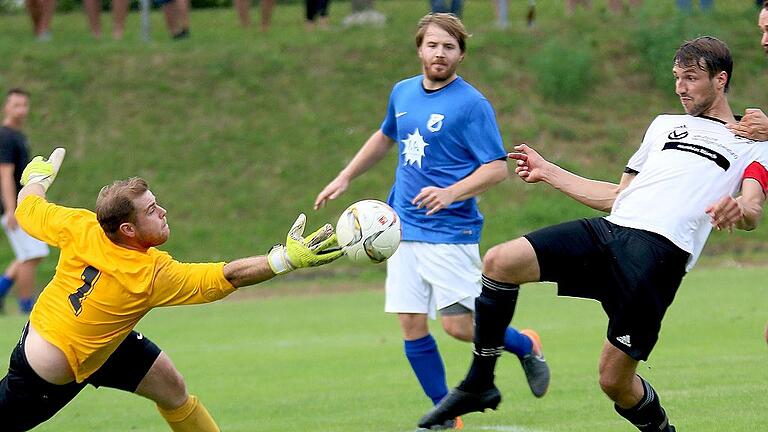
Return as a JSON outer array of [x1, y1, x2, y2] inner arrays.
[[0, 1, 767, 284]]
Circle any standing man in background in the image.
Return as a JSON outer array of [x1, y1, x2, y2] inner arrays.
[[25, 0, 56, 41], [0, 88, 49, 314], [430, 0, 463, 17], [315, 13, 549, 430]]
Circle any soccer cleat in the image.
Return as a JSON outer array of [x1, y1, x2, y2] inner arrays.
[[418, 416, 464, 430], [418, 387, 501, 429], [519, 329, 550, 398]]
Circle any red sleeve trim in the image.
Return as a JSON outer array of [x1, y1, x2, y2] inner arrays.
[[743, 161, 768, 193]]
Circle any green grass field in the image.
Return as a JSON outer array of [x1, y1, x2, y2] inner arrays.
[[0, 266, 764, 431], [1, 1, 768, 430]]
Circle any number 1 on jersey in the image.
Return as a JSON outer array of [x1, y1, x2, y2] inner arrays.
[[69, 266, 100, 316]]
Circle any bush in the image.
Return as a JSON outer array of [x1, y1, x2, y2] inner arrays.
[[0, 0, 23, 13], [530, 38, 594, 102], [631, 13, 687, 89]]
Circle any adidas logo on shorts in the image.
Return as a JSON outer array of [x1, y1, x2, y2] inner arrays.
[[616, 335, 632, 347]]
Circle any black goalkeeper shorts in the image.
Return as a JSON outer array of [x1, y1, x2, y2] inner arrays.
[[0, 323, 161, 431], [524, 217, 690, 361]]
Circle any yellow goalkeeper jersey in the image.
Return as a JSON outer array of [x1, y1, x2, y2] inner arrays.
[[16, 195, 237, 383]]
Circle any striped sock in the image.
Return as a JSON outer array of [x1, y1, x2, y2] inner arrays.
[[460, 275, 519, 392]]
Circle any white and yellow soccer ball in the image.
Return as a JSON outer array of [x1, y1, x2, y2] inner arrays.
[[336, 199, 402, 264]]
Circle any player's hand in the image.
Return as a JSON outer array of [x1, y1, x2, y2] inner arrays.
[[267, 213, 343, 275], [726, 108, 768, 141], [508, 144, 551, 183], [705, 195, 743, 232], [2, 213, 18, 231], [314, 176, 350, 210], [21, 147, 66, 192], [412, 186, 455, 216]]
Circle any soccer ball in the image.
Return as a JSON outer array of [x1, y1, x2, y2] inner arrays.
[[336, 199, 401, 264]]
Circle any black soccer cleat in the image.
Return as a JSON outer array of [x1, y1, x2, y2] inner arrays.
[[417, 387, 502, 429]]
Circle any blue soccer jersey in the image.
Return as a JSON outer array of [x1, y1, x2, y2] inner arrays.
[[380, 75, 506, 244]]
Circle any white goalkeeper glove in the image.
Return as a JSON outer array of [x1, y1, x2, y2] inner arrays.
[[21, 147, 66, 192], [267, 213, 343, 275]]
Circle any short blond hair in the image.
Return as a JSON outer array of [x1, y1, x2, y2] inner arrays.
[[95, 177, 149, 239], [415, 13, 470, 53]]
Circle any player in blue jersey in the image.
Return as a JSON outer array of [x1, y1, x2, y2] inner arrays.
[[314, 13, 549, 429]]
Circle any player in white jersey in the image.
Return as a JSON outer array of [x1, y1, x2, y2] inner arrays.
[[418, 36, 768, 432]]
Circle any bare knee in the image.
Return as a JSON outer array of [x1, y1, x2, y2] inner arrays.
[[398, 313, 429, 340], [599, 373, 630, 401], [482, 238, 539, 283], [483, 244, 509, 277], [441, 314, 473, 342]]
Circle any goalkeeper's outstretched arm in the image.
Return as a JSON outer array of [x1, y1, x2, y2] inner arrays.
[[224, 213, 344, 287]]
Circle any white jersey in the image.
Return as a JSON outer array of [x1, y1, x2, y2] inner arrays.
[[606, 114, 768, 271]]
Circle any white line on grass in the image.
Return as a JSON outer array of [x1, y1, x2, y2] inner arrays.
[[477, 426, 547, 432]]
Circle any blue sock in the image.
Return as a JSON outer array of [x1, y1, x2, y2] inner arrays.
[[503, 326, 533, 358], [0, 275, 13, 298], [18, 297, 34, 314], [404, 334, 448, 405]]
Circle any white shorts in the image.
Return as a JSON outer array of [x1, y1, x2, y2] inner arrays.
[[385, 241, 481, 319], [2, 214, 49, 261]]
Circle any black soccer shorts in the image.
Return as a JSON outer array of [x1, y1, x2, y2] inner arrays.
[[525, 217, 690, 361], [0, 324, 161, 431]]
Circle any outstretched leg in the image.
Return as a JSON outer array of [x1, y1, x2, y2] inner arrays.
[[136, 353, 220, 432]]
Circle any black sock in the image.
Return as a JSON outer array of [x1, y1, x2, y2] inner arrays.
[[614, 377, 674, 432], [460, 275, 519, 392]]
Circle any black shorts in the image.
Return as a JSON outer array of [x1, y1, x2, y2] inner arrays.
[[0, 324, 162, 432], [525, 217, 690, 361]]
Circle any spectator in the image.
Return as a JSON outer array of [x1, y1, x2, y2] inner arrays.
[[84, 0, 130, 39], [306, 0, 331, 29], [676, 0, 713, 12], [430, 0, 463, 17], [234, 0, 275, 31], [25, 0, 56, 41], [0, 88, 49, 314], [494, 0, 536, 29], [164, 0, 190, 39]]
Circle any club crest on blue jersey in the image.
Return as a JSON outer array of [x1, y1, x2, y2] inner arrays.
[[427, 114, 445, 132]]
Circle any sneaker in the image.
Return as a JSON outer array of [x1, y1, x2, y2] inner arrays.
[[418, 387, 501, 429], [519, 329, 550, 398], [172, 28, 190, 40]]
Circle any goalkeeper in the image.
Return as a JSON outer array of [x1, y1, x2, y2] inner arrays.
[[0, 148, 343, 432]]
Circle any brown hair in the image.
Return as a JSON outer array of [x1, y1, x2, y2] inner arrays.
[[415, 13, 470, 53], [5, 88, 30, 100], [674, 36, 732, 93], [95, 177, 149, 240]]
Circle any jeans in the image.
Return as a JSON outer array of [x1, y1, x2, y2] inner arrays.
[[430, 0, 463, 16], [676, 0, 713, 11]]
